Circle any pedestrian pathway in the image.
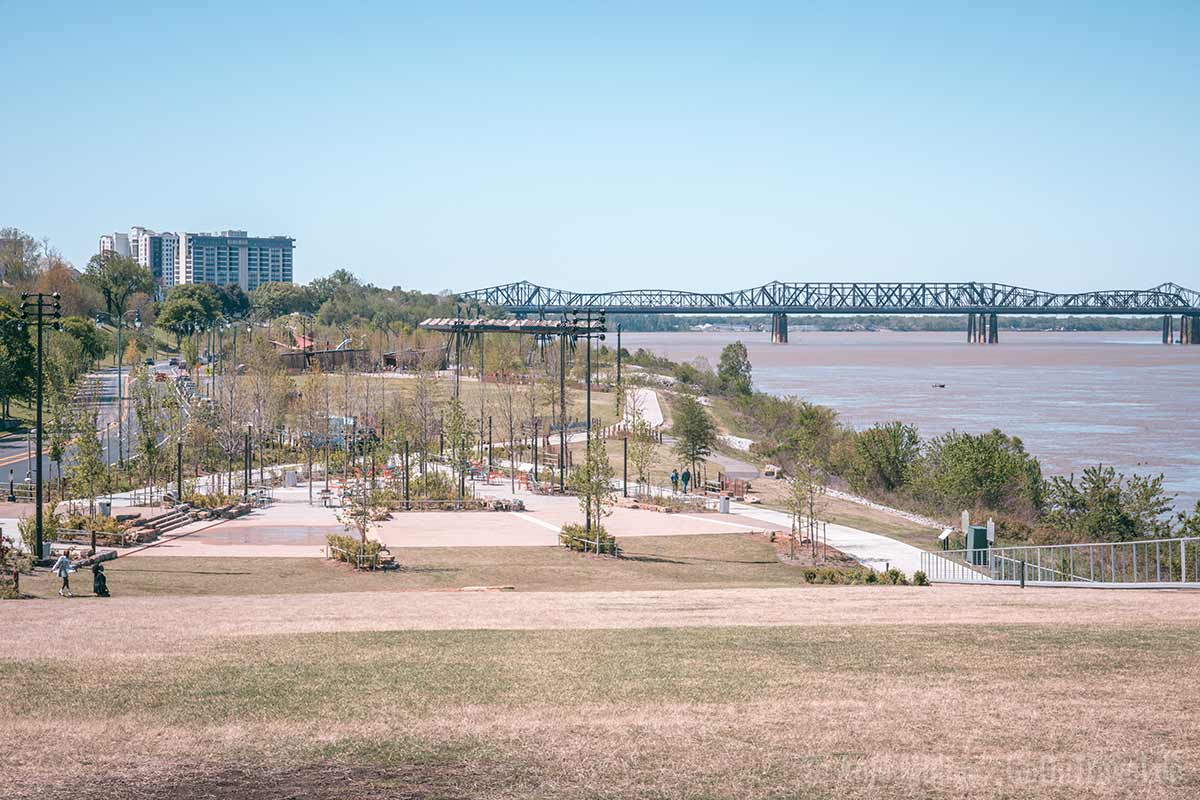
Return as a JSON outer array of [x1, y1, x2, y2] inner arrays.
[[726, 502, 927, 576]]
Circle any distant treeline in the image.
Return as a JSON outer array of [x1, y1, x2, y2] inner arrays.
[[610, 313, 1162, 333]]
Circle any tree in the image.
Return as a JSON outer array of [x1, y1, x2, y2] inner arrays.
[[1176, 501, 1200, 538], [36, 263, 104, 318], [252, 281, 315, 318], [164, 284, 220, 321], [627, 403, 658, 498], [157, 296, 209, 347], [848, 421, 921, 493], [83, 254, 154, 318], [442, 396, 474, 497], [60, 316, 109, 365], [1045, 465, 1174, 542], [129, 364, 164, 500], [785, 458, 827, 559], [0, 227, 41, 284], [671, 391, 717, 477], [912, 429, 1044, 520], [717, 341, 753, 396], [67, 406, 108, 515], [0, 296, 34, 421], [568, 422, 615, 532], [216, 284, 251, 319]]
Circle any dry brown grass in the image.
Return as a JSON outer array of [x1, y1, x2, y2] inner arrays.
[[2, 606, 1198, 799], [16, 533, 807, 599]]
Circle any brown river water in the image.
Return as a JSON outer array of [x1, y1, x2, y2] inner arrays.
[[622, 330, 1200, 511]]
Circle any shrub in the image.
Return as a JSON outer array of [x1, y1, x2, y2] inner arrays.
[[560, 523, 619, 556], [61, 513, 121, 534], [912, 570, 930, 586], [798, 566, 922, 586], [410, 471, 456, 501], [184, 493, 238, 510], [18, 510, 58, 554], [325, 533, 383, 568]]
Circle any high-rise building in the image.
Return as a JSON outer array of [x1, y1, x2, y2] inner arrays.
[[98, 232, 130, 259], [99, 226, 294, 293], [128, 227, 180, 289], [177, 230, 294, 292]]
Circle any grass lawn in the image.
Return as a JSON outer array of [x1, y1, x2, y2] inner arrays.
[[18, 533, 812, 598], [2, 611, 1196, 799]]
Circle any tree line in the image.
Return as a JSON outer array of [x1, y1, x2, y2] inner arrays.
[[653, 339, 1200, 545]]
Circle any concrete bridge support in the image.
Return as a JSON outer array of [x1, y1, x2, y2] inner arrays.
[[967, 313, 999, 344], [770, 313, 789, 343], [1164, 314, 1174, 344], [1181, 314, 1199, 345]]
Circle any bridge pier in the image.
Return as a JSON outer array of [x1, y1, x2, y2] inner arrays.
[[967, 313, 998, 344], [770, 313, 789, 343], [1182, 314, 1199, 345], [1163, 314, 1173, 344]]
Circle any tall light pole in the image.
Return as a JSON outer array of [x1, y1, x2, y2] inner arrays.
[[97, 308, 142, 466], [19, 292, 62, 562]]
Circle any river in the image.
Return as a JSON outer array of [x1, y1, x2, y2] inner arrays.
[[621, 330, 1200, 511]]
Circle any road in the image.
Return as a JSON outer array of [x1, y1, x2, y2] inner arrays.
[[0, 359, 177, 499]]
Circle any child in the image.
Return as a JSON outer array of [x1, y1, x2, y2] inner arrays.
[[51, 552, 74, 597]]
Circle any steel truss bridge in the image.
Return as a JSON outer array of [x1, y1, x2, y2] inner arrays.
[[461, 280, 1200, 316]]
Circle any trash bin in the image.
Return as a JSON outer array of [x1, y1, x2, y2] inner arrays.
[[98, 499, 111, 517], [718, 496, 730, 514], [284, 470, 298, 488]]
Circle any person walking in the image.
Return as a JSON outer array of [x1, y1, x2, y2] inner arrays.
[[669, 469, 679, 494], [681, 468, 691, 494], [51, 552, 74, 597]]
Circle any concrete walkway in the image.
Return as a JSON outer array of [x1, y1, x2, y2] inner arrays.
[[727, 502, 927, 576], [626, 387, 664, 427]]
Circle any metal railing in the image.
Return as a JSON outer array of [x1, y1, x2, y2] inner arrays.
[[921, 537, 1200, 588]]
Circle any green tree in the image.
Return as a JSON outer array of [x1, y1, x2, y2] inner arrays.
[[913, 429, 1044, 519], [60, 316, 110, 364], [1176, 501, 1200, 538], [216, 284, 251, 319], [83, 254, 154, 318], [848, 421, 921, 493], [67, 406, 108, 515], [717, 341, 753, 396], [1045, 465, 1174, 542], [164, 284, 220, 321], [568, 422, 616, 532], [626, 404, 658, 497], [442, 396, 475, 497], [252, 281, 314, 317], [0, 297, 34, 422], [671, 391, 717, 477], [157, 295, 209, 347]]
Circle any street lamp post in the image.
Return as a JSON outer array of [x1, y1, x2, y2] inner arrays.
[[568, 310, 606, 530], [19, 292, 63, 562], [96, 308, 142, 467]]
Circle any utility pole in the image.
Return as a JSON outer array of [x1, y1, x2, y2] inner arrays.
[[19, 292, 62, 562]]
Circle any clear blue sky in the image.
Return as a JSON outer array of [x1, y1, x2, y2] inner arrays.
[[3, 1, 1197, 292]]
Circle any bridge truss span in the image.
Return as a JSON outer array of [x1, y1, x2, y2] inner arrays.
[[461, 280, 1200, 316]]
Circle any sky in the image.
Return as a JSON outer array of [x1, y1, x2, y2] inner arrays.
[[2, 1, 1198, 293]]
